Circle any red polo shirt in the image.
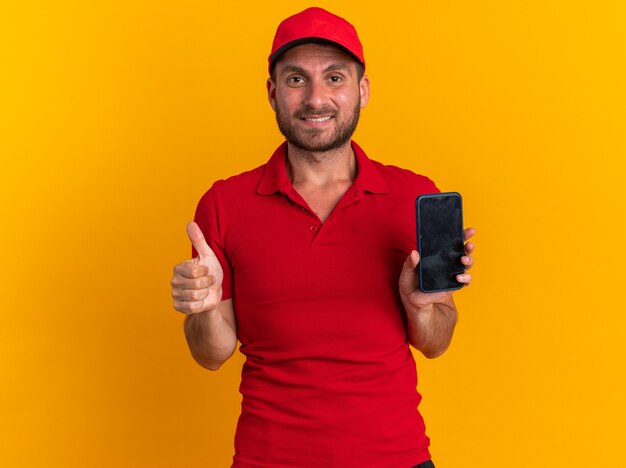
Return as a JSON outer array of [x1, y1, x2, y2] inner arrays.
[[194, 141, 439, 467]]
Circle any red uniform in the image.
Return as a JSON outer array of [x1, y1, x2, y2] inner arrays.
[[194, 141, 439, 467]]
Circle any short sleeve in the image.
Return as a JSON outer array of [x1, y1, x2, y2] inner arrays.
[[192, 184, 233, 300], [417, 175, 440, 196]]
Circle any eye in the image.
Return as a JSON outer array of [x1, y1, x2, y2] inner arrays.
[[329, 75, 343, 83], [287, 76, 306, 85]]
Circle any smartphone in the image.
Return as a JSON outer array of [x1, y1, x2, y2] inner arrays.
[[416, 192, 465, 293]]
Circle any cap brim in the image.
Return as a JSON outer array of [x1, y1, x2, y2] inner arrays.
[[269, 37, 364, 69]]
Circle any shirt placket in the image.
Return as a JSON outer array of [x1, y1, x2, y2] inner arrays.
[[285, 185, 364, 248]]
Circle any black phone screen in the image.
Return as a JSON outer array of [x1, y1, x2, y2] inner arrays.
[[416, 192, 465, 292]]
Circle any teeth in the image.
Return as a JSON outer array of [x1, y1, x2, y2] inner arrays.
[[305, 116, 332, 122]]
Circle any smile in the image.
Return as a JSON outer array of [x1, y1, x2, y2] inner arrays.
[[303, 116, 333, 122]]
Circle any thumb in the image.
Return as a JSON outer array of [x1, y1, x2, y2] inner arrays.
[[186, 221, 212, 259], [399, 250, 420, 294]]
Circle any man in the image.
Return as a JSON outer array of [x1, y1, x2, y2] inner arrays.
[[170, 7, 475, 468]]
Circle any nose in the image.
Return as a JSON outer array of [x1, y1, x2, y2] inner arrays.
[[304, 78, 326, 109]]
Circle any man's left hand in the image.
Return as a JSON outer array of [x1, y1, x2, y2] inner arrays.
[[399, 227, 475, 309], [399, 227, 475, 357]]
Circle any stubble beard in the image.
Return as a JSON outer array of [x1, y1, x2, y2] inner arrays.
[[275, 101, 361, 153]]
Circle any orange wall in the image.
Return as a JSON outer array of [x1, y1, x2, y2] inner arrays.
[[1, 1, 625, 466]]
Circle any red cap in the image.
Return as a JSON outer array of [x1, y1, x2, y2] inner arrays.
[[268, 7, 365, 73]]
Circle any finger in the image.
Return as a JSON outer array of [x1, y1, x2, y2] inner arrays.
[[464, 227, 476, 241], [174, 260, 209, 279], [461, 255, 474, 270], [173, 299, 205, 315], [404, 250, 420, 269], [464, 241, 475, 255], [399, 250, 420, 295], [456, 272, 472, 285], [172, 287, 211, 302], [171, 271, 214, 290], [186, 221, 213, 259], [173, 289, 221, 315]]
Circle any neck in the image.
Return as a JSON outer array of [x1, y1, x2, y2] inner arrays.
[[285, 141, 357, 186]]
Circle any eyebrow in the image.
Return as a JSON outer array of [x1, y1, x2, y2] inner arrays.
[[279, 63, 353, 76], [280, 64, 307, 75], [324, 63, 351, 74]]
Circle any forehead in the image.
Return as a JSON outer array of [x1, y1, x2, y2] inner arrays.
[[274, 43, 358, 73]]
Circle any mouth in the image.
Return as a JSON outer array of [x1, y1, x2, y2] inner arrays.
[[298, 114, 335, 128], [302, 116, 333, 123]]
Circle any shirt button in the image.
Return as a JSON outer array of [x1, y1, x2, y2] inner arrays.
[[309, 225, 318, 232]]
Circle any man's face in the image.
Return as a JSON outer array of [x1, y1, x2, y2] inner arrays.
[[267, 43, 369, 153]]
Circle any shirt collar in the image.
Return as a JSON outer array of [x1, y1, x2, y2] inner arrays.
[[257, 140, 389, 196]]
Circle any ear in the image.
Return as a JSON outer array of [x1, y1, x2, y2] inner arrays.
[[359, 74, 370, 109], [267, 78, 277, 111]]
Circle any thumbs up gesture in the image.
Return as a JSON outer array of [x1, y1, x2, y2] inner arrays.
[[171, 222, 224, 315]]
